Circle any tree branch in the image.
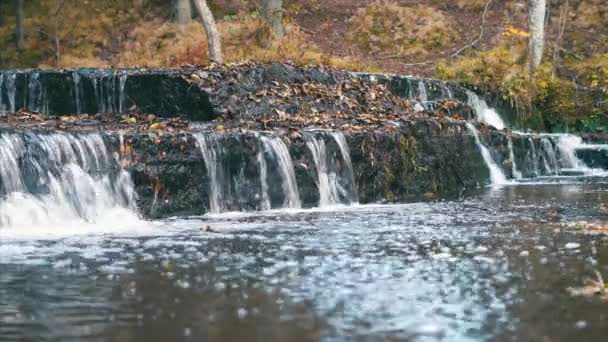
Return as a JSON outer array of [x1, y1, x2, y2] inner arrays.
[[451, 0, 493, 58]]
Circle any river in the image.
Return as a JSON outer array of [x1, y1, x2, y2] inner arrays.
[[2, 179, 608, 341]]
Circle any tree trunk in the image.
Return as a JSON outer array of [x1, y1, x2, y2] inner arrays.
[[175, 0, 192, 26], [192, 0, 223, 64], [527, 0, 546, 73], [552, 0, 568, 78], [15, 0, 24, 50], [54, 0, 66, 67], [262, 0, 284, 39]]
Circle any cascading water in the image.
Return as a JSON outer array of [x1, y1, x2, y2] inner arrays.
[[304, 131, 358, 206], [259, 135, 302, 209], [413, 80, 429, 112], [465, 123, 508, 185], [0, 71, 18, 114], [507, 137, 523, 179], [73, 71, 82, 114], [88, 71, 127, 113], [0, 132, 140, 231], [540, 138, 559, 175], [195, 133, 225, 213], [27, 72, 48, 114], [466, 91, 505, 130], [195, 132, 302, 213], [528, 137, 540, 177], [554, 134, 591, 172]]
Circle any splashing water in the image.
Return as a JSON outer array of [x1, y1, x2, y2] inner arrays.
[[196, 132, 302, 213], [73, 71, 82, 114], [466, 91, 505, 130], [508, 137, 523, 179], [540, 138, 559, 175], [195, 133, 225, 213], [259, 135, 302, 209], [305, 131, 358, 206], [465, 123, 508, 185], [554, 134, 591, 171], [0, 132, 140, 236]]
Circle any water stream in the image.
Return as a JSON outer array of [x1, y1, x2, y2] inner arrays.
[[465, 123, 508, 185], [304, 130, 358, 206], [466, 90, 506, 130], [2, 74, 608, 341], [0, 132, 140, 234]]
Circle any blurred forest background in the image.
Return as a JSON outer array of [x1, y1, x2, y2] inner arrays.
[[0, 0, 606, 131]]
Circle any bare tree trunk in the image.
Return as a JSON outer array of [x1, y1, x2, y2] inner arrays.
[[528, 0, 546, 73], [192, 0, 223, 64], [552, 0, 568, 78], [175, 0, 192, 26], [15, 0, 24, 50], [54, 0, 66, 67], [261, 0, 284, 39]]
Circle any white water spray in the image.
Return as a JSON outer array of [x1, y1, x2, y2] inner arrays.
[[305, 131, 358, 206], [259, 135, 302, 209], [465, 123, 508, 185], [507, 137, 523, 179], [0, 132, 140, 232], [466, 91, 505, 130]]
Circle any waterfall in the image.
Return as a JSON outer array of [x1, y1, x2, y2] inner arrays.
[[304, 131, 358, 206], [508, 137, 523, 179], [89, 70, 128, 113], [259, 135, 302, 209], [540, 138, 559, 175], [554, 134, 591, 172], [0, 71, 17, 114], [27, 72, 48, 114], [195, 132, 301, 213], [73, 71, 82, 114], [0, 132, 139, 230], [331, 132, 358, 203], [528, 137, 540, 177], [465, 123, 508, 185], [417, 81, 429, 102], [0, 73, 4, 113], [195, 133, 225, 213], [466, 91, 505, 130], [256, 147, 271, 211], [118, 71, 128, 113]]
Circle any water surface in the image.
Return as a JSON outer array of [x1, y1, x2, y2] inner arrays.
[[2, 182, 608, 341]]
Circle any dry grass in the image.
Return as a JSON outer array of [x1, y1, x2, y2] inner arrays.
[[118, 13, 370, 71], [345, 1, 460, 57]]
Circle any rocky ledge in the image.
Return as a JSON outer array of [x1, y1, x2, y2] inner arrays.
[[0, 63, 593, 218]]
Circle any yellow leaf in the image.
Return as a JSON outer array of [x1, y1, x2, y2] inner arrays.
[[127, 117, 137, 124], [149, 122, 163, 130]]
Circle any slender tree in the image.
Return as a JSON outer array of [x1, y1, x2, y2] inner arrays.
[[192, 0, 223, 63], [15, 0, 24, 49], [175, 0, 192, 26], [527, 0, 546, 73], [261, 0, 284, 39]]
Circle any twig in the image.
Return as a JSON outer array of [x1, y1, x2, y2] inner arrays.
[[451, 0, 493, 58], [552, 0, 569, 78], [398, 60, 435, 67]]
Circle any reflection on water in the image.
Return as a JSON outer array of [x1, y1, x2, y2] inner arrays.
[[2, 183, 608, 341]]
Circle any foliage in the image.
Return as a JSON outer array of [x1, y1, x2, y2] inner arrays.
[[345, 2, 459, 57]]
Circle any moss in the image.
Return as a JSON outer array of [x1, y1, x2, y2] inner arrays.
[[383, 164, 395, 202]]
